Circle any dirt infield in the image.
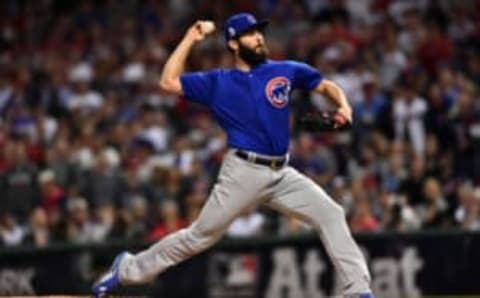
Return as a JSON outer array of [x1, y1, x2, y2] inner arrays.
[[0, 296, 151, 298], [2, 296, 479, 298]]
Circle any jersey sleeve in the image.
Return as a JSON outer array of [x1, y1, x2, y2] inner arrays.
[[290, 61, 323, 91], [180, 70, 219, 106]]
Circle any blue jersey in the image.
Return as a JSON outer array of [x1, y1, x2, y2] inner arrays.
[[180, 60, 323, 155]]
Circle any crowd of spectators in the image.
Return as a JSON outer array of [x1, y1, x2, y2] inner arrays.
[[1, 0, 480, 248]]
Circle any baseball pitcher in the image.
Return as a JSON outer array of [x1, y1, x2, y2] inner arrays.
[[93, 13, 374, 298]]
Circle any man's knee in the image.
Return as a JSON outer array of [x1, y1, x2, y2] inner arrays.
[[328, 200, 345, 218], [307, 198, 346, 225], [186, 222, 225, 251]]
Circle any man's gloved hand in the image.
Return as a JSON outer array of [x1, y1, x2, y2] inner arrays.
[[298, 110, 352, 132]]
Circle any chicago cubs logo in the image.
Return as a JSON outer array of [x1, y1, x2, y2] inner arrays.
[[265, 77, 291, 108]]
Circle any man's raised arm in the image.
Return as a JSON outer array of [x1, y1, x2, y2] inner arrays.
[[158, 21, 215, 95]]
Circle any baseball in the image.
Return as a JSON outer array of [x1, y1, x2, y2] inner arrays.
[[200, 21, 216, 34]]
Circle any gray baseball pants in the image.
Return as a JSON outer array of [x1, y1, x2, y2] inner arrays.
[[119, 149, 371, 294]]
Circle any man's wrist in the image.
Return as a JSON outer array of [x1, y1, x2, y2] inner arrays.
[[181, 35, 197, 47]]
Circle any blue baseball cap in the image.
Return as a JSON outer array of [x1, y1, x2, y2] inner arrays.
[[224, 13, 268, 41]]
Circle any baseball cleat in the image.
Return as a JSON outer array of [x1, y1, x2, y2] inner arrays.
[[345, 294, 375, 298], [92, 251, 131, 298]]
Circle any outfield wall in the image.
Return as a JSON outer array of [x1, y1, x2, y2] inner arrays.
[[0, 231, 478, 297]]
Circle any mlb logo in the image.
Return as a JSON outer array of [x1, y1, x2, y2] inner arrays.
[[228, 27, 236, 38], [247, 15, 256, 24]]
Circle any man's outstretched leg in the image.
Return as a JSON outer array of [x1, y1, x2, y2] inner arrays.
[[92, 207, 228, 297], [266, 166, 374, 298], [92, 223, 225, 297], [92, 151, 272, 297]]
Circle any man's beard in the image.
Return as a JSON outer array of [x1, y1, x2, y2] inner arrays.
[[238, 42, 268, 67]]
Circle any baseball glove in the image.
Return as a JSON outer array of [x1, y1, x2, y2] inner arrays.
[[298, 110, 351, 132]]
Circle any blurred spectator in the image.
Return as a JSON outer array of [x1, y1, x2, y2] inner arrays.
[[79, 149, 125, 208], [352, 74, 387, 141], [24, 208, 50, 247], [379, 191, 421, 231], [33, 108, 59, 144], [159, 135, 196, 176], [148, 200, 187, 241], [400, 156, 427, 206], [227, 207, 265, 237], [0, 136, 7, 174], [136, 108, 170, 154], [70, 122, 97, 171], [454, 182, 480, 230], [90, 205, 116, 242], [348, 142, 380, 193], [379, 24, 408, 89], [417, 22, 453, 76], [126, 196, 150, 239], [1, 141, 39, 219], [290, 133, 337, 186], [182, 177, 209, 222], [419, 178, 449, 229], [38, 169, 66, 218], [330, 176, 354, 215], [0, 213, 26, 246], [425, 83, 452, 147], [381, 149, 407, 193], [0, 74, 15, 122], [145, 165, 171, 203], [184, 180, 209, 225], [45, 138, 79, 191], [65, 62, 103, 115], [378, 190, 396, 230], [424, 134, 444, 178], [393, 86, 428, 156], [66, 197, 97, 243], [131, 138, 161, 183], [350, 199, 380, 233], [449, 90, 480, 179], [447, 6, 476, 42], [396, 8, 426, 55]]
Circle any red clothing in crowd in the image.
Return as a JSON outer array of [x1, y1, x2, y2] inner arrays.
[[350, 215, 380, 232], [41, 185, 65, 215], [148, 219, 188, 241]]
